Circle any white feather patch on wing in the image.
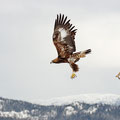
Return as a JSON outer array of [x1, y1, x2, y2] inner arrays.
[[58, 28, 67, 41]]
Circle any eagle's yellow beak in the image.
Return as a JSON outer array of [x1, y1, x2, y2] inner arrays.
[[71, 72, 76, 79], [50, 61, 53, 64]]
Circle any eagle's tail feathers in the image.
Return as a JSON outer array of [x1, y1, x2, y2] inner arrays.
[[84, 49, 91, 54], [79, 49, 91, 58]]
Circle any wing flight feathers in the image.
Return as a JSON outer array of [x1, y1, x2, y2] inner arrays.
[[53, 14, 77, 58]]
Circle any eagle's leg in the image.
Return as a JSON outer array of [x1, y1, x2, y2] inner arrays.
[[69, 63, 79, 79]]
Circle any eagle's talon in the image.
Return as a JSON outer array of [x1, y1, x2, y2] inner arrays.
[[71, 73, 77, 79]]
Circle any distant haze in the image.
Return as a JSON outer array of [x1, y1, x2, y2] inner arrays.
[[0, 0, 120, 101]]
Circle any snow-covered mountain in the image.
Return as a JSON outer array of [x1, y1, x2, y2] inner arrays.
[[0, 94, 120, 120], [32, 94, 120, 106]]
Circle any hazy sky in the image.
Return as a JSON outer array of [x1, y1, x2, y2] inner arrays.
[[0, 0, 120, 101]]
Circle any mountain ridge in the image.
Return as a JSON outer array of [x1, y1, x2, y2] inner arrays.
[[31, 94, 120, 106], [0, 94, 120, 120]]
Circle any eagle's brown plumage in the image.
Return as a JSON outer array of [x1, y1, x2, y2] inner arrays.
[[116, 72, 120, 79], [51, 14, 91, 78], [53, 14, 77, 58]]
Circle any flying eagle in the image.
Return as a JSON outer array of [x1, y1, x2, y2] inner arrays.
[[50, 14, 91, 78], [116, 72, 120, 79]]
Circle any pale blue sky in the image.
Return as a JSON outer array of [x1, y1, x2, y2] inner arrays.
[[0, 0, 120, 101]]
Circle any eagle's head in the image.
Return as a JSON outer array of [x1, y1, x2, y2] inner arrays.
[[50, 57, 67, 64], [50, 58, 59, 64]]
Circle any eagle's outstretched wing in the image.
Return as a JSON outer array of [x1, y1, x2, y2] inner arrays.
[[116, 72, 120, 79], [53, 14, 77, 58]]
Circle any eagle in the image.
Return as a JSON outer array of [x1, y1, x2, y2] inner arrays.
[[116, 72, 120, 79], [50, 14, 91, 78]]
